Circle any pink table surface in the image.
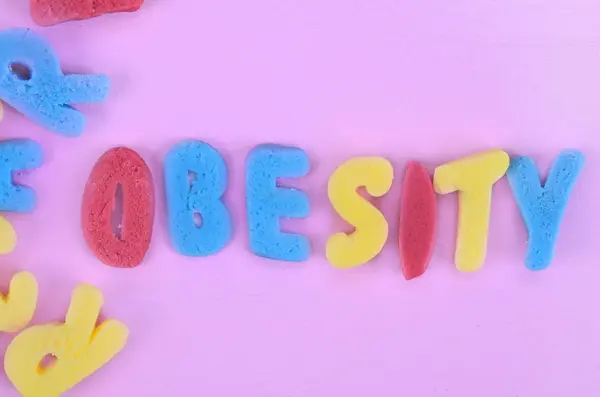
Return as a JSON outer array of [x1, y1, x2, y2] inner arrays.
[[1, 1, 599, 396]]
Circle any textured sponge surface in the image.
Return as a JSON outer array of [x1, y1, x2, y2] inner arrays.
[[0, 271, 38, 333], [4, 283, 129, 397], [507, 150, 585, 271], [0, 28, 109, 136], [164, 140, 232, 256], [82, 147, 155, 268], [399, 162, 437, 280], [326, 156, 394, 269], [246, 144, 311, 262], [0, 139, 44, 213], [433, 149, 509, 272], [31, 0, 145, 26]]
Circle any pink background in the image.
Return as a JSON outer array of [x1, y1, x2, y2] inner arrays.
[[1, 1, 600, 396]]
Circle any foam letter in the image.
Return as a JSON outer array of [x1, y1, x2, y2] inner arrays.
[[434, 149, 509, 272], [507, 150, 585, 271], [30, 0, 144, 27], [0, 215, 17, 254], [0, 271, 37, 332], [4, 284, 128, 397], [399, 162, 437, 280], [164, 140, 232, 256], [0, 28, 109, 136], [0, 139, 44, 213], [81, 147, 155, 268], [246, 144, 310, 261], [326, 157, 393, 268], [0, 138, 36, 254]]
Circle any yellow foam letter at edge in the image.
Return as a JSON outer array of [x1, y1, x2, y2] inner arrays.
[[0, 271, 37, 332], [5, 284, 129, 397], [326, 156, 394, 268], [433, 149, 509, 272], [0, 215, 17, 254]]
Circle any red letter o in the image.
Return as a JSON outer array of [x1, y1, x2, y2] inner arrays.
[[82, 147, 155, 268]]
